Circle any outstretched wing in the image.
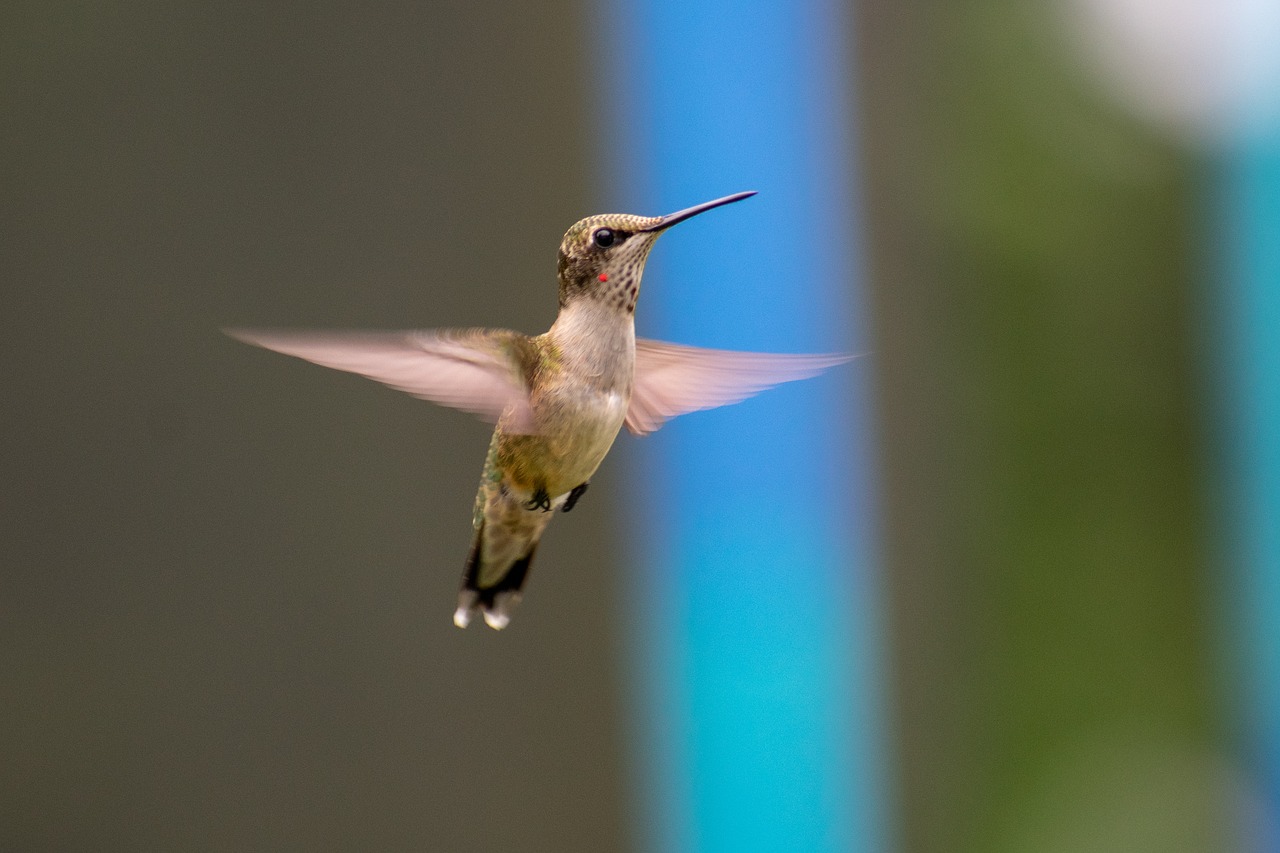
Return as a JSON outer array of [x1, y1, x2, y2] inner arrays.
[[626, 338, 853, 436], [226, 328, 537, 433]]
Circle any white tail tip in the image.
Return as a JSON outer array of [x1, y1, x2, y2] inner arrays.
[[482, 610, 511, 630], [454, 589, 479, 628], [453, 589, 520, 630]]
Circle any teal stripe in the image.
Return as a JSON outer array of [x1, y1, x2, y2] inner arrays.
[[1215, 9, 1280, 847], [1221, 133, 1280, 847]]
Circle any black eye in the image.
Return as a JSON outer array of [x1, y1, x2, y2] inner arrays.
[[592, 228, 615, 249]]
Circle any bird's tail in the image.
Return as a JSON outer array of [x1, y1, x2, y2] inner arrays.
[[453, 519, 540, 630]]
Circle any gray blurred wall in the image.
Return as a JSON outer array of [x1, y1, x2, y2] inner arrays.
[[3, 3, 633, 850]]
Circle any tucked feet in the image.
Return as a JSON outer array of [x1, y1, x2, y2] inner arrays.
[[525, 488, 552, 512], [562, 482, 589, 513]]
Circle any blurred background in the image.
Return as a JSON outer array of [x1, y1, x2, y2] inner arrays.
[[3, 1, 1277, 851]]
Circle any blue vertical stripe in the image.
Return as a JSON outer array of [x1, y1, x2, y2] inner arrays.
[[1217, 9, 1280, 849], [595, 2, 885, 851], [1222, 136, 1280, 848]]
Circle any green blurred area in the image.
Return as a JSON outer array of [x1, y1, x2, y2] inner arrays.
[[859, 1, 1229, 850]]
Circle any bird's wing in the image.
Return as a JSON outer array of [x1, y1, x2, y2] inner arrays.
[[226, 328, 537, 433], [626, 338, 853, 436]]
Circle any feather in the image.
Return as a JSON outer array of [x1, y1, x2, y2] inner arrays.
[[226, 328, 537, 433], [626, 338, 853, 436]]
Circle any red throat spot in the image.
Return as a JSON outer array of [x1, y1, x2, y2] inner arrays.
[[598, 273, 609, 282]]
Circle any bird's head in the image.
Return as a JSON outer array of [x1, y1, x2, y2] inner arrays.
[[555, 191, 756, 313]]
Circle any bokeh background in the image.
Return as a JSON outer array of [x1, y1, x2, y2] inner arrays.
[[4, 1, 1277, 851]]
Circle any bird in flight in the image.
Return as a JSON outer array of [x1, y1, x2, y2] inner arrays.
[[229, 191, 850, 629]]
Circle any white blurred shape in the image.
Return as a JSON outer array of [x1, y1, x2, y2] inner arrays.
[[1060, 0, 1280, 140]]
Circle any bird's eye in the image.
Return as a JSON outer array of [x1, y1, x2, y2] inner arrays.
[[592, 228, 615, 249]]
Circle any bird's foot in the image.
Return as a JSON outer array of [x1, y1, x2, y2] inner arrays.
[[561, 482, 589, 513], [525, 488, 552, 512]]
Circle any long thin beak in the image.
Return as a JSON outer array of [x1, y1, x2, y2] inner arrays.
[[644, 190, 757, 232]]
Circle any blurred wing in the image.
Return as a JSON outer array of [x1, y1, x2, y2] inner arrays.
[[227, 328, 536, 432], [626, 338, 854, 436]]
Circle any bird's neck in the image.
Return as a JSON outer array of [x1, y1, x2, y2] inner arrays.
[[547, 298, 636, 389]]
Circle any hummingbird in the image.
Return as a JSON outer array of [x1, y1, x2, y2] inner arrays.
[[229, 191, 850, 630]]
